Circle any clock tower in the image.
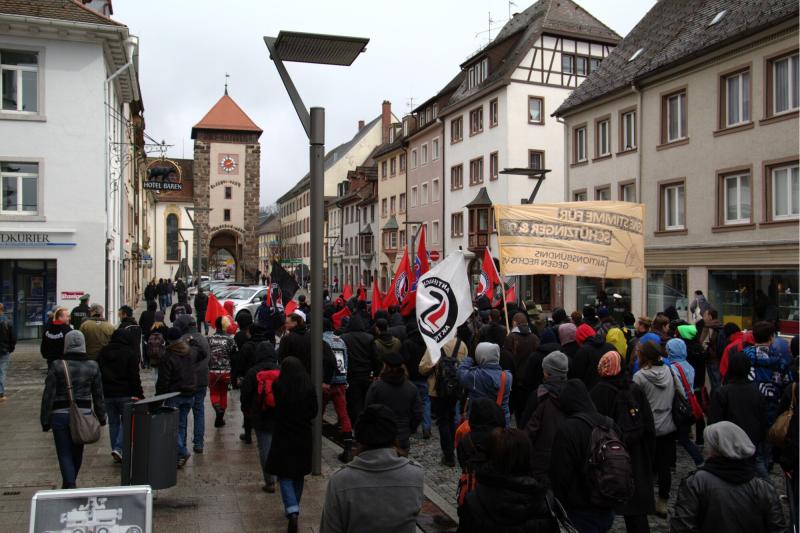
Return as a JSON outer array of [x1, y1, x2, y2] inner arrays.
[[191, 92, 262, 281]]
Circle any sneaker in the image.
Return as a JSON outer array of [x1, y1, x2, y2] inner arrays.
[[239, 433, 252, 444], [288, 513, 298, 533], [422, 429, 431, 440], [177, 454, 190, 468], [111, 450, 122, 463], [193, 447, 203, 454]]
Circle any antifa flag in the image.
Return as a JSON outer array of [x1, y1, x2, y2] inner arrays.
[[411, 225, 429, 291], [384, 248, 412, 308], [415, 251, 473, 364], [476, 248, 501, 301], [270, 261, 299, 301]]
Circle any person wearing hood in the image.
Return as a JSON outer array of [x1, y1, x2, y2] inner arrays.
[[336, 313, 376, 427], [235, 323, 273, 443], [365, 351, 422, 455], [194, 286, 209, 335], [632, 340, 676, 517], [571, 324, 615, 390], [0, 303, 15, 401], [671, 421, 786, 533], [524, 350, 569, 481], [459, 342, 513, 426], [719, 323, 753, 379], [558, 322, 580, 361], [207, 316, 238, 428], [457, 427, 554, 533], [476, 309, 508, 349], [320, 404, 424, 533], [666, 339, 704, 467], [240, 339, 280, 493], [604, 327, 628, 359], [98, 329, 143, 463], [549, 379, 616, 532], [373, 318, 402, 365], [80, 304, 116, 361], [157, 334, 197, 467], [41, 330, 107, 488], [387, 307, 407, 342], [629, 332, 662, 375], [175, 314, 210, 454], [590, 351, 655, 532], [399, 319, 432, 439], [41, 307, 72, 366], [456, 398, 506, 505], [502, 313, 540, 427], [520, 341, 561, 424]]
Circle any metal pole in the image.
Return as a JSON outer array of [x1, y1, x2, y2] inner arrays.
[[310, 106, 325, 476]]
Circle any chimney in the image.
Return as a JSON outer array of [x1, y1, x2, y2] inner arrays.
[[381, 100, 391, 144], [358, 119, 365, 131]]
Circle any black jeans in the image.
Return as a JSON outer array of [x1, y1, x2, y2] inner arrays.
[[433, 396, 457, 460], [623, 514, 650, 533], [346, 379, 371, 427], [654, 432, 676, 500]]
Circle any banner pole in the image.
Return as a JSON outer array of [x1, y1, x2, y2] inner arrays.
[[501, 276, 511, 332]]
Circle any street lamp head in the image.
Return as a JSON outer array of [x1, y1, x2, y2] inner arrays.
[[265, 31, 369, 66]]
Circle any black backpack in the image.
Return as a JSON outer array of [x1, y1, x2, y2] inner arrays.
[[573, 414, 634, 508], [608, 385, 645, 447], [436, 339, 463, 400]]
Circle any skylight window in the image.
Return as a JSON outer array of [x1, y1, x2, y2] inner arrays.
[[709, 10, 727, 26], [628, 48, 644, 62]]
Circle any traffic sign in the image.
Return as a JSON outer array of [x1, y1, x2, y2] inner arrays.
[[429, 250, 440, 261]]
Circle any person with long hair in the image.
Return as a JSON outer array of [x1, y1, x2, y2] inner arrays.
[[266, 356, 318, 533]]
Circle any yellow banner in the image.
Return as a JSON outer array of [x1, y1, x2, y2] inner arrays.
[[494, 201, 645, 279]]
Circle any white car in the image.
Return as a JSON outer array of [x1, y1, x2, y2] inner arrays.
[[222, 285, 269, 322]]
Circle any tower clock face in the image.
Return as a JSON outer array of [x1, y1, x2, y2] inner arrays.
[[220, 155, 238, 173]]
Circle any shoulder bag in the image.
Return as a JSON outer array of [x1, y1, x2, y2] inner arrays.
[[669, 366, 694, 427], [61, 360, 101, 445], [768, 383, 796, 448]]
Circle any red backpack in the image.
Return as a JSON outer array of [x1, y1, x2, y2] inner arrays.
[[256, 369, 280, 409]]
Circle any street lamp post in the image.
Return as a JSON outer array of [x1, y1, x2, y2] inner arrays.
[[264, 31, 369, 475]]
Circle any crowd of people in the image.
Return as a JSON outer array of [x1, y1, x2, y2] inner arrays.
[[1, 279, 792, 533]]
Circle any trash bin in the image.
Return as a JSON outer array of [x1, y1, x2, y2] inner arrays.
[[121, 392, 180, 490]]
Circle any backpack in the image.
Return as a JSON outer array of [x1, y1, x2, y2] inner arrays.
[[256, 369, 280, 409], [574, 414, 634, 508], [146, 331, 165, 367], [456, 433, 486, 506], [436, 339, 463, 400], [173, 303, 187, 318], [598, 383, 644, 447]]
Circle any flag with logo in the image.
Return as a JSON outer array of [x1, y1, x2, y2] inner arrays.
[[416, 251, 473, 364], [412, 225, 429, 291], [475, 248, 501, 301], [384, 248, 412, 308]]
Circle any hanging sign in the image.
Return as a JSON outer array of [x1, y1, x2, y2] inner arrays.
[[144, 159, 182, 191]]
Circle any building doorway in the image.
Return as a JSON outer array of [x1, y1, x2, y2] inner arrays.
[[0, 260, 57, 340]]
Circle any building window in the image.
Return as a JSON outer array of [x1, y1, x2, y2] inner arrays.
[[451, 116, 463, 143], [0, 161, 38, 214], [421, 182, 429, 205], [411, 149, 417, 169], [432, 103, 438, 119], [432, 138, 440, 160], [663, 90, 687, 143], [490, 152, 499, 180], [381, 161, 388, 179], [770, 163, 799, 220], [467, 57, 488, 89], [1, 49, 39, 113], [469, 157, 484, 185], [399, 193, 406, 213], [223, 209, 231, 221], [590, 57, 601, 72], [621, 110, 636, 150], [722, 69, 751, 127], [381, 198, 388, 217], [661, 182, 686, 230], [721, 172, 751, 225], [432, 178, 440, 202], [390, 196, 396, 215], [390, 157, 397, 176], [421, 144, 428, 164], [620, 182, 636, 202], [399, 230, 406, 248], [224, 186, 232, 199], [431, 220, 439, 244], [411, 186, 418, 207], [528, 96, 543, 124], [399, 153, 406, 171], [709, 269, 799, 334], [562, 54, 574, 74], [769, 52, 799, 116], [489, 98, 498, 127], [528, 150, 544, 170], [451, 212, 464, 237], [595, 186, 611, 201], [596, 118, 611, 156], [576, 56, 588, 76], [574, 126, 587, 162], [468, 206, 491, 250], [166, 213, 179, 261], [469, 106, 483, 135], [573, 190, 587, 202], [647, 270, 688, 318], [451, 164, 464, 190]]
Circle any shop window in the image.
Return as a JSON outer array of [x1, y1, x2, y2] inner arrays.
[[709, 269, 799, 334], [577, 277, 631, 322], [647, 270, 688, 318]]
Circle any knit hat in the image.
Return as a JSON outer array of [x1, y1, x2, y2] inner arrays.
[[542, 350, 569, 378], [475, 342, 501, 366], [558, 323, 577, 345], [704, 421, 755, 460], [576, 324, 596, 346], [154, 310, 165, 322], [355, 404, 398, 448], [63, 330, 86, 355], [382, 350, 404, 367], [598, 351, 622, 377], [677, 324, 697, 341], [166, 326, 183, 342]]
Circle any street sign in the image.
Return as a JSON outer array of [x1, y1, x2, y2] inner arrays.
[[429, 250, 440, 261]]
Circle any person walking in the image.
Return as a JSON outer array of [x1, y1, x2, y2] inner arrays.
[[266, 356, 318, 533], [0, 303, 16, 401], [558, 322, 580, 361], [341, 314, 379, 426], [455, 398, 506, 507], [40, 331, 107, 488], [41, 307, 72, 367], [169, 296, 192, 325], [80, 304, 115, 361], [524, 350, 569, 481], [145, 311, 168, 375], [671, 421, 787, 533], [144, 279, 157, 307], [502, 312, 540, 427], [137, 301, 157, 368], [69, 294, 91, 330], [175, 278, 187, 303], [400, 319, 432, 440], [632, 340, 676, 517], [175, 314, 210, 454], [156, 331, 196, 467], [116, 306, 142, 364], [207, 316, 237, 428], [167, 279, 175, 307], [98, 329, 143, 463], [322, 319, 354, 462], [320, 404, 425, 533], [157, 279, 167, 312], [194, 287, 209, 335], [458, 342, 513, 426], [698, 307, 724, 393], [365, 350, 423, 456], [571, 324, 615, 390], [666, 338, 704, 467]]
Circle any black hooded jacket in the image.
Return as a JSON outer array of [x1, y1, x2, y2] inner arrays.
[[401, 322, 427, 382], [708, 352, 767, 447], [233, 328, 270, 382], [341, 317, 378, 383], [457, 398, 506, 472], [98, 330, 143, 399], [240, 341, 279, 431], [277, 325, 336, 383], [570, 335, 616, 391]]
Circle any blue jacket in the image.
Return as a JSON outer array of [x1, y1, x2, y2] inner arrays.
[[457, 357, 512, 426], [667, 338, 695, 397]]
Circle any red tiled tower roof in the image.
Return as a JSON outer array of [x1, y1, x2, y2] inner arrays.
[[191, 94, 262, 139]]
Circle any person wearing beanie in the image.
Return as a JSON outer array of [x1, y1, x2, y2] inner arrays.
[[590, 351, 656, 531], [320, 405, 424, 533], [116, 306, 141, 358], [80, 304, 115, 360], [522, 349, 569, 482], [157, 339, 197, 467], [671, 422, 786, 533], [458, 342, 513, 426], [558, 322, 580, 360], [575, 323, 596, 347], [571, 323, 616, 390], [41, 329, 107, 489]]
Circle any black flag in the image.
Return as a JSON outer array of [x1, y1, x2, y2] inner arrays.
[[270, 261, 300, 301]]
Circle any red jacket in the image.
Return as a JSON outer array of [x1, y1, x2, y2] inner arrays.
[[720, 331, 754, 379]]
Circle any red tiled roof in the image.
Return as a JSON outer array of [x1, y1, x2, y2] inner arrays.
[[0, 0, 123, 26], [191, 94, 262, 138]]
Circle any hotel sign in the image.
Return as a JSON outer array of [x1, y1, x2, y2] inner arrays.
[[144, 158, 183, 191], [0, 232, 76, 248]]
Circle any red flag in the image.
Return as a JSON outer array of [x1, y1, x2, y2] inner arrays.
[[385, 248, 412, 308], [371, 280, 385, 318], [412, 225, 429, 291], [205, 293, 226, 327], [505, 283, 516, 305], [476, 248, 501, 300], [332, 305, 351, 330], [400, 289, 416, 317], [284, 300, 298, 317], [357, 284, 367, 302], [342, 284, 353, 301]]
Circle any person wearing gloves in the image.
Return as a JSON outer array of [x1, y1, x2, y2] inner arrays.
[[671, 421, 786, 533], [320, 404, 424, 533], [458, 342, 513, 427], [40, 330, 107, 489], [666, 338, 704, 466]]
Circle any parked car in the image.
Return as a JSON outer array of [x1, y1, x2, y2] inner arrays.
[[223, 286, 268, 322]]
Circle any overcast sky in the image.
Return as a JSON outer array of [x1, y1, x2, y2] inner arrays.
[[114, 0, 655, 206]]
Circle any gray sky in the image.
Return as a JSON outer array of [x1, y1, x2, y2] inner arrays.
[[114, 0, 656, 206]]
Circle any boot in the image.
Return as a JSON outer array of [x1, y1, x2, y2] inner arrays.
[[287, 513, 298, 533], [338, 438, 354, 463], [214, 409, 225, 428], [655, 497, 668, 518]]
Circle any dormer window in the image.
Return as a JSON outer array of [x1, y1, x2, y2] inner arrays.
[[467, 58, 489, 90]]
